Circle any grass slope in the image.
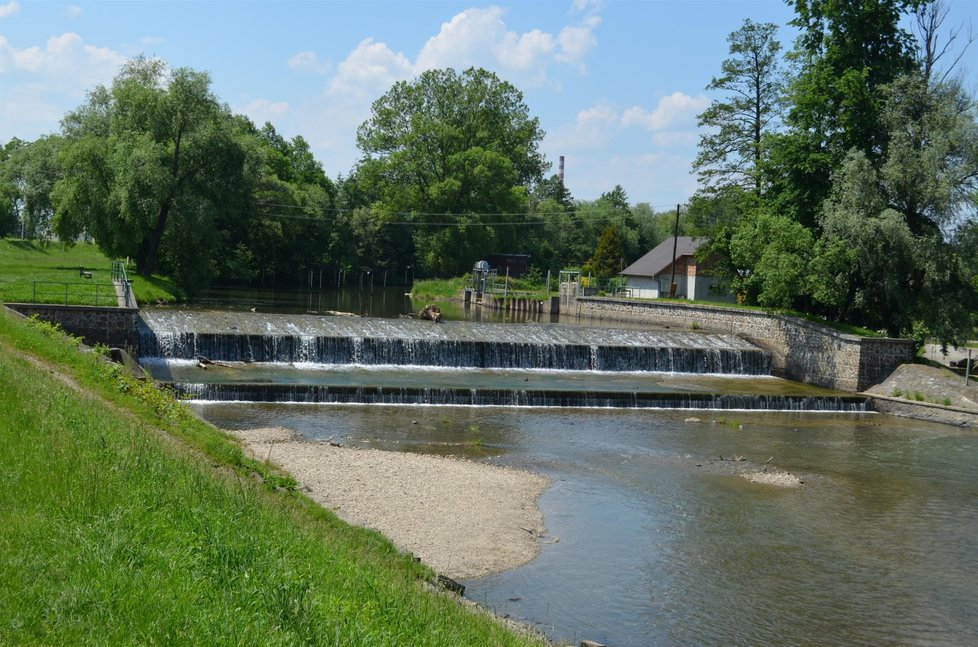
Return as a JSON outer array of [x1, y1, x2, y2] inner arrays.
[[0, 239, 182, 305], [0, 311, 543, 646]]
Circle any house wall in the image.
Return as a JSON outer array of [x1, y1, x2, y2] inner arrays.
[[624, 276, 661, 298], [572, 297, 913, 392]]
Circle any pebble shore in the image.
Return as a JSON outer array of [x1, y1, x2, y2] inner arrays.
[[232, 427, 549, 579]]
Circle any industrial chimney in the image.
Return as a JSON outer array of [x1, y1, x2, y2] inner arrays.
[[558, 155, 565, 185]]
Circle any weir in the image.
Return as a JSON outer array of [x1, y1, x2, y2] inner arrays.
[[172, 382, 869, 411], [138, 311, 771, 374], [139, 311, 865, 411]]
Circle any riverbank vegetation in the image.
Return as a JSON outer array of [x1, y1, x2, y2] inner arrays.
[[2, 1, 976, 344], [0, 311, 545, 646]]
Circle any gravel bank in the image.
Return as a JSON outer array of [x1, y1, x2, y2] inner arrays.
[[232, 427, 549, 580]]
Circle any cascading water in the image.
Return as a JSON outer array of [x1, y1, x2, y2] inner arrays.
[[138, 310, 771, 374], [138, 310, 865, 411]]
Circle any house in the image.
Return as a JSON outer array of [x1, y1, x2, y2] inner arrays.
[[620, 236, 732, 301]]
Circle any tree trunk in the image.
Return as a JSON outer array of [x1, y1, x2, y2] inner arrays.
[[137, 199, 172, 276]]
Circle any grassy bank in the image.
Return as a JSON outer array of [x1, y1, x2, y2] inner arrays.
[[0, 239, 182, 305], [411, 276, 552, 301], [0, 311, 544, 646]]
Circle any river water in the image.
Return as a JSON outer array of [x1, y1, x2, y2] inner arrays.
[[192, 403, 978, 646], [152, 294, 978, 646]]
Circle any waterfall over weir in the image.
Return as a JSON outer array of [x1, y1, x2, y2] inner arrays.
[[138, 311, 772, 374], [138, 311, 866, 411], [173, 383, 869, 412]]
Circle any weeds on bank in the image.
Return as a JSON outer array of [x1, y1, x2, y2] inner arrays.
[[889, 386, 954, 407], [0, 312, 545, 646]]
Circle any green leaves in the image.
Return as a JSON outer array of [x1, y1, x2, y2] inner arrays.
[[354, 67, 545, 276]]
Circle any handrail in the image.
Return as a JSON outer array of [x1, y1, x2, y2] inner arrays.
[[31, 280, 116, 307], [111, 260, 136, 309]]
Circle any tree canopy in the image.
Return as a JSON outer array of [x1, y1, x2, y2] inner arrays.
[[52, 57, 250, 286], [353, 67, 546, 276]]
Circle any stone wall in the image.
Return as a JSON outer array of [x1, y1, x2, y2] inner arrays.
[[572, 297, 914, 391], [6, 303, 141, 352]]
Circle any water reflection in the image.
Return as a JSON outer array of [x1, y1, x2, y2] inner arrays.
[[192, 403, 978, 646]]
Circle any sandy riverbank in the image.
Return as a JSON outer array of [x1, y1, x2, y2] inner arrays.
[[231, 427, 549, 580]]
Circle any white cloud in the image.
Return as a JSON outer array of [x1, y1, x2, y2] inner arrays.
[[570, 101, 618, 147], [571, 0, 603, 14], [0, 33, 126, 142], [0, 82, 65, 132], [0, 32, 126, 82], [557, 16, 599, 67], [327, 38, 412, 99], [0, 1, 19, 19], [415, 6, 508, 72], [413, 4, 598, 82], [64, 5, 82, 17], [496, 27, 555, 72], [288, 50, 331, 75], [241, 98, 290, 125], [621, 92, 708, 131]]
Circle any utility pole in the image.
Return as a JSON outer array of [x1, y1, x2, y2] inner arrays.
[[669, 203, 680, 298]]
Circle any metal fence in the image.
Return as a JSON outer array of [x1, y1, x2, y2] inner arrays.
[[31, 281, 117, 306]]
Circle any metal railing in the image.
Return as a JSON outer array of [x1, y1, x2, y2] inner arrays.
[[111, 260, 136, 309], [31, 281, 117, 306]]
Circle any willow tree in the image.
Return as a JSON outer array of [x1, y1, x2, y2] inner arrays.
[[53, 57, 249, 287]]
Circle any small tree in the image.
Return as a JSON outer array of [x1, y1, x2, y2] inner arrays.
[[583, 225, 626, 280]]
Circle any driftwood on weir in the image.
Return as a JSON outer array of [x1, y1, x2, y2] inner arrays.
[[196, 355, 232, 369], [419, 304, 443, 323]]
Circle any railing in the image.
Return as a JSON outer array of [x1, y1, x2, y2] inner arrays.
[[31, 281, 118, 307], [111, 260, 136, 309]]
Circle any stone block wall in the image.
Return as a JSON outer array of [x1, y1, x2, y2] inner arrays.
[[573, 297, 914, 391], [6, 303, 141, 352]]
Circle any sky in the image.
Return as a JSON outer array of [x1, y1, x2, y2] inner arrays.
[[2, 0, 977, 208]]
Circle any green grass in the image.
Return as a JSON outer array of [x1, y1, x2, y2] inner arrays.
[[410, 276, 470, 299], [0, 311, 544, 646], [0, 239, 182, 306], [412, 275, 553, 301]]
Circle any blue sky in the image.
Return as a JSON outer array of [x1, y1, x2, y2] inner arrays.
[[2, 1, 976, 207]]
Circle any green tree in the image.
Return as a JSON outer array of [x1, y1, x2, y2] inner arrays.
[[2, 136, 63, 240], [230, 120, 337, 285], [694, 19, 783, 194], [727, 207, 813, 308], [0, 139, 25, 237], [582, 224, 626, 280], [809, 73, 978, 341], [770, 0, 924, 227], [355, 67, 546, 276], [52, 57, 249, 289]]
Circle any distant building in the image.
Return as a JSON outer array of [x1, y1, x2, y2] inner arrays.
[[486, 253, 530, 278], [620, 236, 732, 301]]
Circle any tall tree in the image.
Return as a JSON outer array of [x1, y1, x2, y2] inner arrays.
[[769, 0, 924, 227], [52, 57, 249, 287], [694, 19, 784, 194], [914, 0, 974, 88], [355, 67, 546, 276]]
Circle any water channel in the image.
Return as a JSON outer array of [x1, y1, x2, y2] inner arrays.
[[140, 293, 978, 646]]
